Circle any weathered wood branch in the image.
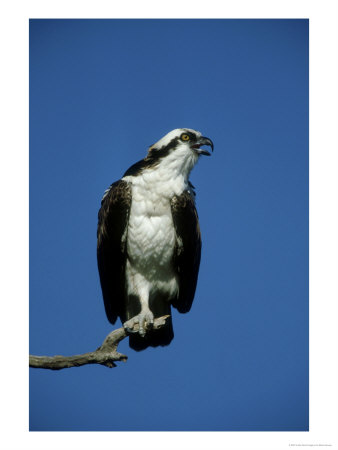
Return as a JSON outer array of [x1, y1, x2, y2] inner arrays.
[[29, 315, 170, 370]]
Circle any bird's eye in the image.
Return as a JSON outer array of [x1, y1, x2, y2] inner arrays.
[[181, 134, 190, 141]]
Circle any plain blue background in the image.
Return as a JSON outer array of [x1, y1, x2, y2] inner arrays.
[[29, 19, 308, 431]]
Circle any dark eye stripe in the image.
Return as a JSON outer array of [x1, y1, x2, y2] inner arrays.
[[123, 131, 199, 177]]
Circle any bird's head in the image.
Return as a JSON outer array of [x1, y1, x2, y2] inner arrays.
[[145, 128, 213, 177], [148, 128, 214, 157]]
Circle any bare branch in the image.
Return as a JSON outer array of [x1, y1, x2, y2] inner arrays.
[[29, 315, 170, 370]]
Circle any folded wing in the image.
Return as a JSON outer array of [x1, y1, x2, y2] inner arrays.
[[170, 190, 202, 313], [97, 180, 132, 324]]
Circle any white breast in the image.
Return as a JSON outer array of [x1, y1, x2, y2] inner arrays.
[[123, 166, 188, 299], [126, 176, 177, 279]]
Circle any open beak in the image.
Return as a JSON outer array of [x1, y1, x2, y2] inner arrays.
[[192, 136, 214, 156]]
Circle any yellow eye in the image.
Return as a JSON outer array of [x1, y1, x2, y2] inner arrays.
[[181, 133, 190, 141]]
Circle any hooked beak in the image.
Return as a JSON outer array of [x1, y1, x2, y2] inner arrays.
[[192, 136, 214, 156]]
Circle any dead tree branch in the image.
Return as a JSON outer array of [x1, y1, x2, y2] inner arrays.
[[29, 315, 170, 370]]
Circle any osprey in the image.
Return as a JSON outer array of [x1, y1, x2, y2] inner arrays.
[[97, 128, 213, 351]]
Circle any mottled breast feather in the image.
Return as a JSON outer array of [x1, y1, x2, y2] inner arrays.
[[170, 190, 202, 313], [97, 180, 132, 324]]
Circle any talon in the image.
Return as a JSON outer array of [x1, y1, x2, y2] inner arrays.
[[123, 310, 154, 337]]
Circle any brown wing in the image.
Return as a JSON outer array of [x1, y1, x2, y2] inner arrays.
[[97, 180, 131, 324], [170, 190, 202, 313]]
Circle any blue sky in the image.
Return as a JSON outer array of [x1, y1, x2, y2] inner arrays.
[[29, 19, 308, 431]]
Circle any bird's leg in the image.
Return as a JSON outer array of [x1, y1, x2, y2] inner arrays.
[[123, 294, 154, 337]]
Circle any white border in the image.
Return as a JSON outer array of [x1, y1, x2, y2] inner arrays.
[[0, 1, 337, 449]]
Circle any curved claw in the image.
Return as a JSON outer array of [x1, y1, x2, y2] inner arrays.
[[123, 311, 154, 336]]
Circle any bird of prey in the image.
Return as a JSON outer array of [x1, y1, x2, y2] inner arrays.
[[97, 128, 213, 351]]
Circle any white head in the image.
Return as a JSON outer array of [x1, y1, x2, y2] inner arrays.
[[146, 128, 214, 176], [123, 128, 213, 181], [149, 128, 213, 156]]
